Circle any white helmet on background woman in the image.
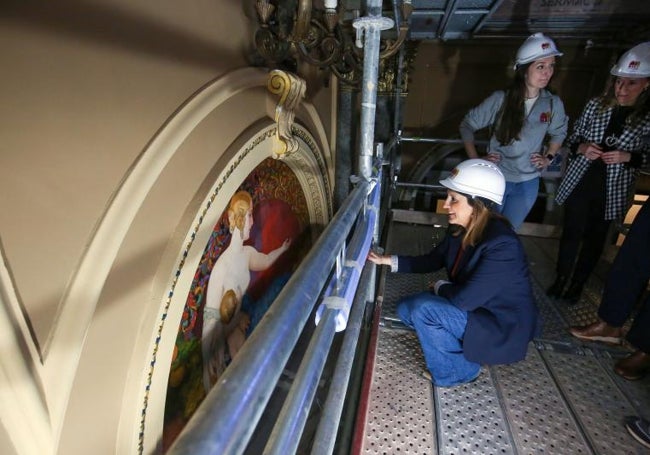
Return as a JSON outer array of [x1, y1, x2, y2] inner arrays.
[[514, 32, 563, 68], [610, 42, 650, 78], [439, 159, 505, 205]]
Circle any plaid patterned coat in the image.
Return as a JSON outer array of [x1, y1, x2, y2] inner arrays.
[[556, 97, 650, 220]]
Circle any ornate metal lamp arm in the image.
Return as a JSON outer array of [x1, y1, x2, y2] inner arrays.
[[380, 1, 413, 60], [293, 0, 313, 42], [255, 0, 290, 63], [253, 0, 411, 90]]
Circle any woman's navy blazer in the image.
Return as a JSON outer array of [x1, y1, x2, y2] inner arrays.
[[396, 218, 539, 364]]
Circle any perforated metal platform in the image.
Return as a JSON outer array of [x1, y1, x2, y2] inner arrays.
[[358, 212, 650, 454]]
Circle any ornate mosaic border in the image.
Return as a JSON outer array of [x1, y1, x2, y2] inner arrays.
[[285, 125, 333, 222]]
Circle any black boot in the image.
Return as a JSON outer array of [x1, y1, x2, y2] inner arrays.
[[546, 275, 568, 298], [562, 281, 584, 304]]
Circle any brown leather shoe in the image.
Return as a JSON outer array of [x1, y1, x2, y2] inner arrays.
[[615, 350, 650, 381], [568, 320, 622, 345]]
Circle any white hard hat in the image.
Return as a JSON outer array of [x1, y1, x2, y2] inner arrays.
[[439, 159, 505, 205], [610, 42, 650, 78], [514, 33, 563, 68]]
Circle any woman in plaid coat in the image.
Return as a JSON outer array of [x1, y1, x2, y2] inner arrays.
[[548, 42, 650, 303]]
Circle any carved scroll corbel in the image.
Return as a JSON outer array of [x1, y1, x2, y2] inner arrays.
[[267, 69, 306, 159]]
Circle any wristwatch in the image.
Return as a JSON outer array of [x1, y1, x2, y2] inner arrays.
[[546, 153, 556, 164]]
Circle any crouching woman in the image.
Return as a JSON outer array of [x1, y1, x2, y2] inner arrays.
[[368, 159, 539, 387]]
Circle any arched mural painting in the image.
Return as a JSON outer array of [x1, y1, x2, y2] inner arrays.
[[162, 156, 313, 449]]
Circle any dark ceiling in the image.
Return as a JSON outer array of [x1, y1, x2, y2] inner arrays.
[[384, 0, 650, 46]]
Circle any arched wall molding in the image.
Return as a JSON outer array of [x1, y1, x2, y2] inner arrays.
[[0, 240, 51, 454], [135, 122, 329, 453], [288, 123, 333, 223], [43, 67, 265, 441], [298, 102, 335, 188], [1, 65, 334, 449]]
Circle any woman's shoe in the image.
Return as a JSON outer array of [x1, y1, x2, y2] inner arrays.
[[615, 350, 650, 381], [562, 281, 584, 304], [568, 320, 622, 345], [546, 275, 568, 298]]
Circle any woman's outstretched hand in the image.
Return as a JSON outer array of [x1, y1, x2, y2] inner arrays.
[[368, 250, 390, 266]]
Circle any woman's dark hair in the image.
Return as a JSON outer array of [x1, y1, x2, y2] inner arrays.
[[494, 63, 530, 146], [599, 75, 650, 123], [449, 194, 512, 248]]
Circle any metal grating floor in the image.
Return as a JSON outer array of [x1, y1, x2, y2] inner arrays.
[[359, 214, 650, 455]]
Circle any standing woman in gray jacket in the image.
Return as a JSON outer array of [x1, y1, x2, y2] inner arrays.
[[460, 33, 568, 230]]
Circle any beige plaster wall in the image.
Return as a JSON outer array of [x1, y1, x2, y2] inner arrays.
[[404, 39, 615, 135], [1, 0, 252, 347], [0, 1, 334, 454]]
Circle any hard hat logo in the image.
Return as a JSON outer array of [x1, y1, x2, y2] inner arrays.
[[610, 42, 650, 78], [541, 42, 550, 50]]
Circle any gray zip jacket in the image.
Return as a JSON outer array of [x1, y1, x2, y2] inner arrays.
[[459, 89, 568, 182]]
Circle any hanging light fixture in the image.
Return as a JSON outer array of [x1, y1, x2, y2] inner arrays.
[[253, 0, 413, 87]]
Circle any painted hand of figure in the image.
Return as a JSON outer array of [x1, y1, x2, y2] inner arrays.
[[206, 342, 226, 385], [227, 313, 250, 360], [601, 150, 631, 164]]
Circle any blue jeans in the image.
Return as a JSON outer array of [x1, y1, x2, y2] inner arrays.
[[397, 292, 480, 387], [498, 177, 540, 231]]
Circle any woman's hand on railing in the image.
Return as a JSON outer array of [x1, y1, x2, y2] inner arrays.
[[367, 250, 390, 266]]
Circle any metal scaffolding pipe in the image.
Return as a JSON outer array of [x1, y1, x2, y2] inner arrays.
[[311, 250, 374, 455], [266, 171, 381, 454], [399, 136, 487, 146], [263, 308, 338, 455], [314, 176, 379, 332], [309, 169, 381, 454], [355, 0, 393, 179]]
